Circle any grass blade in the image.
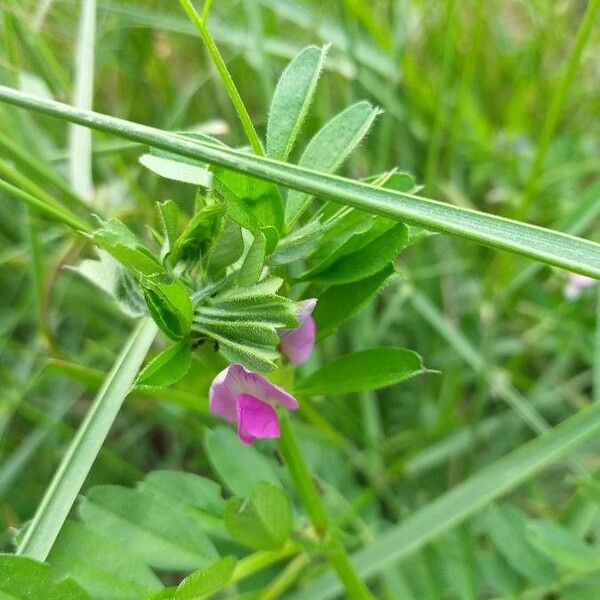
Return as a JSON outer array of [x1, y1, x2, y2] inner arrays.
[[293, 401, 600, 599], [16, 318, 157, 561], [0, 85, 598, 278], [68, 0, 96, 200]]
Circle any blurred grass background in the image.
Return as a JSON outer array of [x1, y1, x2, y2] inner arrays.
[[0, 0, 598, 596]]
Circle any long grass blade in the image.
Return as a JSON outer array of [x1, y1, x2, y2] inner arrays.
[[16, 318, 157, 561], [68, 0, 96, 200], [292, 401, 600, 599], [0, 85, 598, 278]]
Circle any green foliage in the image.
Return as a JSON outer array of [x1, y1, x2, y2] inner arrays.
[[45, 471, 229, 597], [139, 153, 213, 187], [225, 482, 293, 550], [301, 222, 408, 284], [295, 347, 423, 396], [78, 485, 217, 570], [285, 101, 381, 227], [0, 554, 92, 600], [174, 556, 237, 600], [266, 45, 327, 161], [2, 4, 600, 599], [313, 266, 394, 339], [206, 427, 282, 496], [91, 218, 162, 275], [135, 340, 191, 388]]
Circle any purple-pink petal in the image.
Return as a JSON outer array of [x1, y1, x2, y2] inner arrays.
[[209, 364, 299, 423], [564, 273, 595, 300], [236, 394, 280, 444], [280, 316, 316, 365]]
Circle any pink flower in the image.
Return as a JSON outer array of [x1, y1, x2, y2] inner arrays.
[[564, 273, 596, 301], [209, 364, 299, 445], [279, 299, 317, 365]]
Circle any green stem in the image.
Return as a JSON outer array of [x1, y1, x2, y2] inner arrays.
[[0, 177, 92, 234], [0, 130, 88, 212], [278, 413, 375, 600], [231, 540, 298, 584], [519, 0, 600, 217], [0, 84, 597, 278], [178, 0, 265, 155], [17, 318, 157, 560]]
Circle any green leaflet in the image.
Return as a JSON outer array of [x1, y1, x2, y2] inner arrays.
[[302, 222, 408, 284], [313, 266, 394, 339], [156, 200, 181, 261], [78, 485, 218, 571], [141, 276, 193, 340], [44, 471, 231, 598], [266, 45, 328, 161], [48, 522, 162, 599], [135, 340, 192, 388], [206, 218, 244, 277], [139, 152, 213, 186], [194, 278, 299, 371], [225, 482, 293, 550], [295, 347, 423, 396], [174, 557, 237, 600], [91, 218, 161, 275], [0, 555, 92, 600], [169, 203, 224, 266], [205, 427, 282, 496], [285, 101, 381, 227], [214, 167, 284, 234], [236, 231, 266, 286], [269, 220, 324, 266]]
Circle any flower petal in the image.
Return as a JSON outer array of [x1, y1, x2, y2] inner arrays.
[[278, 298, 317, 336], [280, 316, 316, 365], [209, 366, 238, 422], [236, 394, 280, 444], [564, 273, 596, 300], [211, 364, 299, 413], [296, 298, 317, 324]]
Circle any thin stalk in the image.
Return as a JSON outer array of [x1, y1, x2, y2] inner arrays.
[[0, 85, 598, 278], [69, 0, 96, 200], [231, 540, 298, 584], [519, 0, 600, 217], [178, 0, 265, 155], [0, 177, 91, 234], [0, 130, 88, 212], [0, 159, 68, 214], [16, 318, 157, 560], [278, 413, 375, 600]]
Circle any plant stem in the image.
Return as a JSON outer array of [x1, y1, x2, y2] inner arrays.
[[519, 0, 600, 218], [69, 0, 96, 201], [278, 413, 375, 600], [16, 318, 157, 560], [0, 130, 88, 212], [231, 540, 298, 584], [0, 85, 597, 278], [0, 177, 92, 234], [178, 0, 265, 156]]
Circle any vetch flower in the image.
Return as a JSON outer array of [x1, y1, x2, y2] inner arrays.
[[564, 273, 596, 301], [279, 298, 317, 365], [209, 364, 299, 444]]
